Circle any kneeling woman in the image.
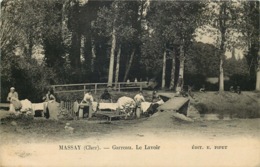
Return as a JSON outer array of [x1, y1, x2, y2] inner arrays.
[[145, 95, 164, 116]]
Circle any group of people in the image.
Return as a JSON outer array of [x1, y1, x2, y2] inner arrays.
[[77, 89, 163, 118], [81, 89, 112, 104], [6, 86, 163, 119], [7, 87, 57, 118], [230, 86, 241, 94]]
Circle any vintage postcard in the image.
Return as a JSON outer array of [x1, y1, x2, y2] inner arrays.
[[0, 0, 259, 166]]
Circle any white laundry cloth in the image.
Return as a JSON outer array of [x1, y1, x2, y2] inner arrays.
[[99, 103, 118, 111], [140, 102, 151, 113], [32, 103, 44, 111], [117, 96, 136, 109], [73, 101, 79, 113], [20, 99, 32, 112], [92, 102, 98, 112]]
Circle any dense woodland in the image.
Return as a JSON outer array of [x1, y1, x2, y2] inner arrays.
[[0, 0, 259, 102]]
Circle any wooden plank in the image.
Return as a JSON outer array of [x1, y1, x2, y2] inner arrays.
[[52, 82, 148, 87], [0, 103, 9, 108], [158, 97, 189, 111], [157, 93, 176, 99], [52, 81, 148, 94], [117, 87, 140, 89], [95, 111, 127, 120], [94, 84, 97, 94]]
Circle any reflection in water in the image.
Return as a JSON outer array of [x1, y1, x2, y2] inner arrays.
[[200, 113, 233, 121]]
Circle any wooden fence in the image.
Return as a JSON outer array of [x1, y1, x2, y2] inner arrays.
[[60, 101, 74, 116], [51, 82, 148, 95]]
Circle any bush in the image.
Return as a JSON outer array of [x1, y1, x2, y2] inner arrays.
[[1, 56, 61, 103]]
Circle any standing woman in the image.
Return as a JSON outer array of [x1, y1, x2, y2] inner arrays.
[[43, 89, 56, 102], [43, 88, 56, 118], [134, 91, 145, 118], [7, 87, 22, 113]]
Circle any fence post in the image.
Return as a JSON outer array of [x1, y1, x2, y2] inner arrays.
[[140, 83, 142, 91], [118, 83, 120, 92], [83, 85, 86, 95], [95, 83, 97, 94]]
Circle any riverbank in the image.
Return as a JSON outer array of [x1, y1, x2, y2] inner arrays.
[[190, 91, 260, 118]]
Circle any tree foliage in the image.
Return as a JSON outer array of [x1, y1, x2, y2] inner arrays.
[[0, 0, 258, 101]]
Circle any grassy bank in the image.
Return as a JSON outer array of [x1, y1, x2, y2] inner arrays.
[[191, 91, 260, 118]]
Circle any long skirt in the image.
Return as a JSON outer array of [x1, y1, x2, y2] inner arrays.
[[45, 102, 60, 120]]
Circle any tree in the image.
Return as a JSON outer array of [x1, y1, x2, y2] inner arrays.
[[141, 30, 165, 83], [115, 45, 121, 87], [108, 24, 116, 87], [257, 50, 260, 90], [42, 1, 67, 80], [241, 1, 260, 90], [147, 1, 206, 90], [202, 1, 242, 92], [0, 0, 67, 101], [94, 1, 118, 87], [67, 0, 82, 82], [0, 0, 47, 57], [186, 42, 220, 77], [94, 1, 138, 86], [161, 47, 167, 89]]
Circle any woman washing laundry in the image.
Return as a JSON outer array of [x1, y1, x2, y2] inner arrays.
[[42, 88, 56, 119], [134, 91, 145, 118], [144, 91, 164, 116], [100, 89, 112, 103], [82, 90, 94, 104], [78, 90, 96, 118]]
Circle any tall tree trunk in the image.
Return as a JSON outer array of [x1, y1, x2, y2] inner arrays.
[[176, 44, 185, 92], [219, 58, 224, 91], [219, 34, 225, 92], [253, 2, 260, 90], [91, 40, 96, 72], [256, 51, 260, 91], [218, 2, 227, 92], [107, 27, 116, 87], [70, 32, 81, 68], [161, 48, 167, 89], [123, 49, 136, 82], [27, 33, 33, 58], [169, 49, 176, 90], [61, 0, 70, 42], [115, 45, 121, 88], [256, 71, 260, 91], [61, 0, 71, 66], [80, 35, 85, 63]]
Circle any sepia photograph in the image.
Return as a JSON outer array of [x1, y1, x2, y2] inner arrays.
[[0, 0, 259, 166]]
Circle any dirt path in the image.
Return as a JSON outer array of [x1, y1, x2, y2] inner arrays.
[[1, 110, 260, 167]]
